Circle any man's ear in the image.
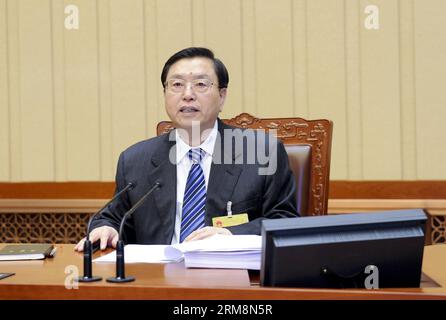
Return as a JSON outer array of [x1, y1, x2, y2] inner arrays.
[[218, 88, 227, 111]]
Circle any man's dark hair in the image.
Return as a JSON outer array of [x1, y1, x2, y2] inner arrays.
[[161, 47, 229, 89]]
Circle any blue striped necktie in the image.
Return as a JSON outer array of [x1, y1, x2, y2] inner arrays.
[[180, 148, 206, 242]]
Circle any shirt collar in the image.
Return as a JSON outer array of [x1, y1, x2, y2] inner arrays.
[[175, 120, 218, 164]]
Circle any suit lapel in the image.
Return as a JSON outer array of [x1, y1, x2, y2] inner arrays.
[[150, 133, 177, 242], [149, 121, 244, 234], [205, 120, 243, 223]]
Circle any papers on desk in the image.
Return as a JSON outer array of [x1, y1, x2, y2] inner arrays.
[[93, 234, 261, 270], [93, 245, 183, 264], [169, 234, 261, 270]]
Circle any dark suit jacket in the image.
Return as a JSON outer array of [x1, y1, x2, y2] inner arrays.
[[92, 119, 298, 244]]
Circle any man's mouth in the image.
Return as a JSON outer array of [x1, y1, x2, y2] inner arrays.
[[180, 106, 199, 113]]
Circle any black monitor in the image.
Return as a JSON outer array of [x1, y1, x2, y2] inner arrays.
[[260, 209, 427, 288]]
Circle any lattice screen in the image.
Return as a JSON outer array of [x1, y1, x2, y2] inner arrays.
[[0, 213, 90, 243]]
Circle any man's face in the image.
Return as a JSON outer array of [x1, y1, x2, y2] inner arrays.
[[164, 57, 226, 132]]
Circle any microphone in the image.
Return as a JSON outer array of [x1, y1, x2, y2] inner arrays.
[[107, 181, 162, 283], [76, 182, 136, 283]]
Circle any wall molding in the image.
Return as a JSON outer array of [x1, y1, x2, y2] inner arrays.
[[1, 198, 445, 245], [0, 199, 107, 213], [329, 181, 446, 199], [328, 199, 446, 215], [1, 198, 445, 214], [1, 181, 446, 199]]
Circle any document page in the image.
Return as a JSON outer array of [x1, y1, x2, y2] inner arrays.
[[93, 245, 183, 263]]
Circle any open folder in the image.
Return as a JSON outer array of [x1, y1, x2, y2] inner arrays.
[[93, 234, 261, 270]]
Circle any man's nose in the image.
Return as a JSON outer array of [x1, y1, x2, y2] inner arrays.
[[182, 84, 196, 101]]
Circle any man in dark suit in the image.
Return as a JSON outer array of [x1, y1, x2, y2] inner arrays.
[[75, 47, 297, 251]]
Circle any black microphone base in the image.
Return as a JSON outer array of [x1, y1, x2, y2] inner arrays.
[[106, 276, 135, 283], [76, 275, 102, 282]]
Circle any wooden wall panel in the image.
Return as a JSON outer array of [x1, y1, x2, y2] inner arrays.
[[18, 0, 55, 181], [155, 0, 193, 123], [306, 0, 347, 179], [191, 0, 205, 45], [205, 0, 243, 119], [6, 0, 22, 181], [97, 0, 113, 181], [0, 0, 9, 181], [109, 0, 147, 163], [143, 0, 161, 139], [241, 0, 257, 116], [64, 0, 100, 180], [414, 0, 446, 179], [51, 0, 67, 181], [255, 0, 294, 118], [345, 0, 362, 179], [292, 0, 309, 119], [360, 0, 401, 179], [399, 0, 417, 180], [0, 0, 445, 182]]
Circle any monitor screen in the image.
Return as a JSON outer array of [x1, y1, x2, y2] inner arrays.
[[260, 209, 427, 288]]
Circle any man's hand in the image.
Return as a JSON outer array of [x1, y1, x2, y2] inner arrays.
[[184, 226, 232, 242], [74, 226, 119, 252]]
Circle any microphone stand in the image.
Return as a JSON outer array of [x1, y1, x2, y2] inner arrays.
[[107, 182, 161, 283], [76, 182, 135, 283]]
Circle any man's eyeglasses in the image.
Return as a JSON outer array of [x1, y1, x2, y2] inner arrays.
[[165, 78, 214, 93]]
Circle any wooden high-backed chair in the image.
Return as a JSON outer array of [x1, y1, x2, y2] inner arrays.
[[157, 113, 333, 216]]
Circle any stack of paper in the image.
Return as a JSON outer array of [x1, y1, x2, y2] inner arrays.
[[93, 234, 261, 270], [169, 234, 261, 270]]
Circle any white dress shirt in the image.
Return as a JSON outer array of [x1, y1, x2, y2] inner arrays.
[[171, 120, 218, 245]]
